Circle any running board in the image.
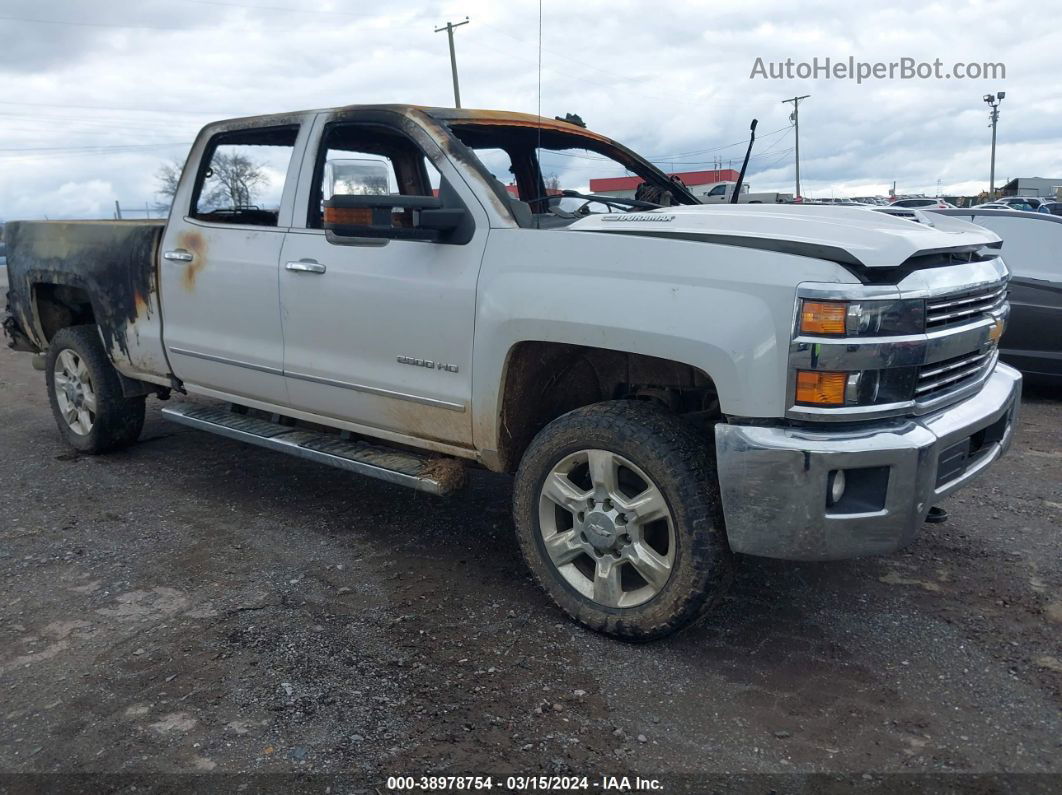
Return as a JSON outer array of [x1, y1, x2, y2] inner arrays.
[[160, 404, 465, 495]]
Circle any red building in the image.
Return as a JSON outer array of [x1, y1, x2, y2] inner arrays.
[[589, 169, 741, 197]]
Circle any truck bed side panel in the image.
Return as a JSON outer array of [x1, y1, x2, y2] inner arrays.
[[4, 220, 172, 382]]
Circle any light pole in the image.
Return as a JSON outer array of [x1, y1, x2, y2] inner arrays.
[[983, 91, 1005, 199], [782, 95, 809, 199], [435, 17, 470, 108]]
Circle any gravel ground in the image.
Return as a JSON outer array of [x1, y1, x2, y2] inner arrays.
[[0, 314, 1060, 791]]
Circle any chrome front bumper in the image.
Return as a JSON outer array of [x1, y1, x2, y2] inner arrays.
[[715, 363, 1022, 561]]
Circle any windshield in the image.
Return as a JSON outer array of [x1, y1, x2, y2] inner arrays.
[[442, 121, 697, 219]]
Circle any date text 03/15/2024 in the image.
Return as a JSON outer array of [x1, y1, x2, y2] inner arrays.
[[385, 774, 663, 791]]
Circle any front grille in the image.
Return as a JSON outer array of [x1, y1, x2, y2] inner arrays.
[[925, 283, 1006, 329], [915, 348, 996, 400]]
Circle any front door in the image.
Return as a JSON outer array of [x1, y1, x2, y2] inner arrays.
[[278, 114, 489, 447], [159, 121, 307, 405]]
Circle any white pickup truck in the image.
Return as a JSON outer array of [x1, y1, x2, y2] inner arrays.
[[3, 104, 1021, 640], [698, 181, 792, 204]]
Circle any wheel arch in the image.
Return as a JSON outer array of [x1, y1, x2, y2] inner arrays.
[[483, 340, 723, 473], [31, 280, 98, 345]]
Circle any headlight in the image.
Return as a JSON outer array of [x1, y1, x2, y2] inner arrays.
[[798, 299, 925, 337]]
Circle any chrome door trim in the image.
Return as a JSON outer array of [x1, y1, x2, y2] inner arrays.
[[284, 370, 466, 412], [167, 346, 284, 376], [169, 353, 467, 412]]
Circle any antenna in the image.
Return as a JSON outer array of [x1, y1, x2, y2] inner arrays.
[[731, 119, 758, 204], [537, 0, 543, 157]]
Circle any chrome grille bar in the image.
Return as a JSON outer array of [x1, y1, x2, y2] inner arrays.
[[916, 350, 996, 397], [926, 284, 1007, 328]]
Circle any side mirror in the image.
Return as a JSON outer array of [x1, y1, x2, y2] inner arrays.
[[324, 158, 391, 197], [323, 194, 467, 243]]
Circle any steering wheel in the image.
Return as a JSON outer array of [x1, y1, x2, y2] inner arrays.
[[525, 190, 661, 215]]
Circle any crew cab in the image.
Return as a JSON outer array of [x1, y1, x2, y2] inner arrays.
[[3, 105, 1021, 639]]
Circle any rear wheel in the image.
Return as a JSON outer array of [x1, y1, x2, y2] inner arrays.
[[45, 325, 145, 453], [513, 400, 732, 641]]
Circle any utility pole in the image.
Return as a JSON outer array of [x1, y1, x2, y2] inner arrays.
[[782, 94, 809, 199], [435, 17, 470, 108], [983, 92, 1005, 199]]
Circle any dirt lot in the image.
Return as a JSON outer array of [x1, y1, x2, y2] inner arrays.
[[1, 318, 1060, 791]]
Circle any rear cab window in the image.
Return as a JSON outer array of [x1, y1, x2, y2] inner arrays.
[[191, 126, 299, 227]]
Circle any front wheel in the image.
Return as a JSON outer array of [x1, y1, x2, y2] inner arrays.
[[513, 401, 732, 641], [45, 325, 145, 454]]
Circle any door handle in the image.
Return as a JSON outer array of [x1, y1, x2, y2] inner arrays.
[[285, 259, 327, 274], [163, 249, 194, 262]]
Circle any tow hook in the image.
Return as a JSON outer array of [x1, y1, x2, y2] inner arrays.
[[925, 506, 949, 524]]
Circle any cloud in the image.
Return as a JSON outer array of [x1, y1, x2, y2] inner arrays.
[[9, 179, 117, 219], [1, 0, 1060, 219]]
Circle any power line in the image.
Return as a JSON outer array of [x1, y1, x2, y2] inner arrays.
[[0, 141, 190, 154], [0, 12, 329, 31], [0, 99, 230, 115], [178, 0, 381, 16], [0, 13, 219, 31]]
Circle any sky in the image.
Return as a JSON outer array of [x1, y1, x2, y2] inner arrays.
[[0, 0, 1060, 220]]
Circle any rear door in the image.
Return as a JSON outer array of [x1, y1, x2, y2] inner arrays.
[[159, 121, 310, 405], [277, 111, 489, 447]]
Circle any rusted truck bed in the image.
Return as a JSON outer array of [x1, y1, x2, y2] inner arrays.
[[3, 220, 166, 376]]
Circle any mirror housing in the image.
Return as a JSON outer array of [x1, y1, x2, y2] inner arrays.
[[324, 194, 468, 243], [324, 158, 391, 197]]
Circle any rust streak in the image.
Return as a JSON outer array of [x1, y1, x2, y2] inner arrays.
[[177, 230, 207, 290], [133, 289, 149, 319]]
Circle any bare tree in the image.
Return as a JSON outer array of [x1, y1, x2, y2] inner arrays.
[[203, 152, 266, 209], [545, 173, 562, 193], [154, 158, 184, 210], [154, 153, 267, 212]]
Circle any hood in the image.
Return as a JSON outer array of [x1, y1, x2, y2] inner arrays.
[[568, 204, 1001, 269]]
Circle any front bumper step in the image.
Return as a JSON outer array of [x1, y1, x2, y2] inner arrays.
[[161, 404, 465, 495]]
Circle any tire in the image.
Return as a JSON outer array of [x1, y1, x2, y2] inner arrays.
[[45, 325, 145, 454], [513, 400, 732, 641]]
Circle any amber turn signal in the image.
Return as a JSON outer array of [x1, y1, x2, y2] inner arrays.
[[795, 370, 847, 406], [799, 300, 848, 335], [324, 206, 372, 226]]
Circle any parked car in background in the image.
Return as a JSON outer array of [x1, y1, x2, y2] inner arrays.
[[1037, 201, 1062, 216], [932, 208, 1062, 381], [891, 197, 956, 209], [973, 202, 1014, 210], [986, 198, 1039, 212], [998, 196, 1048, 211]]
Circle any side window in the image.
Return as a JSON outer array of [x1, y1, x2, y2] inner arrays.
[[707, 184, 727, 197], [309, 123, 441, 229], [191, 126, 298, 227], [471, 147, 518, 197]]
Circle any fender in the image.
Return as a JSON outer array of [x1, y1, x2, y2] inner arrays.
[[470, 227, 858, 454]]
